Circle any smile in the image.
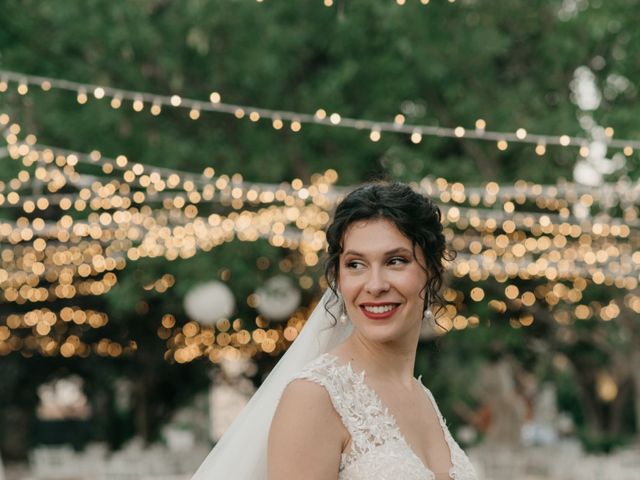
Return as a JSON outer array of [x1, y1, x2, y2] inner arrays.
[[359, 303, 400, 319]]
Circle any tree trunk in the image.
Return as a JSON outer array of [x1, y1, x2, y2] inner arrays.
[[609, 379, 630, 436], [570, 363, 603, 437], [134, 377, 149, 442], [631, 349, 640, 438]]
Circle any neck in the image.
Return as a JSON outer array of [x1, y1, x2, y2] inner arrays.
[[341, 331, 419, 388]]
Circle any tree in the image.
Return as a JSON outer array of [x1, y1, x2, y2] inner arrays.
[[1, 0, 639, 456]]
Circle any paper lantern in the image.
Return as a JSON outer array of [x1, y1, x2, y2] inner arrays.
[[184, 281, 235, 325], [573, 159, 602, 187], [255, 275, 301, 321]]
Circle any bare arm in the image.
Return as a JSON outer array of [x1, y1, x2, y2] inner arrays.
[[268, 379, 347, 480]]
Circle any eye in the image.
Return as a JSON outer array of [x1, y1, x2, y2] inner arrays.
[[345, 261, 363, 269], [388, 257, 408, 265]]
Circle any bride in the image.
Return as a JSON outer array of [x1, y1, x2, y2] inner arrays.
[[191, 182, 478, 480]]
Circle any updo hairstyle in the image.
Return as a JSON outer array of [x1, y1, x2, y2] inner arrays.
[[323, 181, 454, 323]]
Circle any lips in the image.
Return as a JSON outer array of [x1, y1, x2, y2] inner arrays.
[[359, 303, 401, 320]]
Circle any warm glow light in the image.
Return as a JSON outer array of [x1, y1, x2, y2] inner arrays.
[[535, 143, 546, 155], [1, 117, 636, 362], [6, 70, 637, 154]]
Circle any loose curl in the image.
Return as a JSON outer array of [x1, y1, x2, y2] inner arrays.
[[323, 181, 455, 326]]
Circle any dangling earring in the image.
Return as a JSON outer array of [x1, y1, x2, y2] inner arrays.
[[423, 308, 433, 322], [340, 301, 349, 324]]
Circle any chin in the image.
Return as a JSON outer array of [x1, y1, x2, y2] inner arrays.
[[356, 322, 405, 344]]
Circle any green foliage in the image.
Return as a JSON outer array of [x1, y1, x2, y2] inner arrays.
[[1, 0, 639, 455]]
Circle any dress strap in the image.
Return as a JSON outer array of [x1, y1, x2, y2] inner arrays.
[[291, 353, 403, 460]]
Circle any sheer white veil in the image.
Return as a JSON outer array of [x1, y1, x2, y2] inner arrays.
[[191, 287, 353, 480]]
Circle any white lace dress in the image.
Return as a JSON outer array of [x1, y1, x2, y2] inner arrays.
[[290, 353, 478, 480]]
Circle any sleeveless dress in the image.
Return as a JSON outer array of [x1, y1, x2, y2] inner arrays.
[[290, 353, 478, 480]]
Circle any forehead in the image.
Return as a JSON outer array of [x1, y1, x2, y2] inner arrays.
[[341, 218, 413, 253]]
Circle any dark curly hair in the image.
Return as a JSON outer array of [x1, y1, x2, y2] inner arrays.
[[323, 181, 454, 324]]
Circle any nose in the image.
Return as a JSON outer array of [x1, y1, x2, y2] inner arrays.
[[365, 266, 390, 296]]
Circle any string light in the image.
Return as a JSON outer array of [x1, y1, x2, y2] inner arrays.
[[0, 305, 133, 358], [2, 69, 639, 151], [314, 0, 443, 5], [3, 122, 639, 232], [1, 116, 638, 362]]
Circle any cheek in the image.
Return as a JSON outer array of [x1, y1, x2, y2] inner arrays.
[[338, 273, 366, 305], [401, 270, 428, 299], [337, 269, 351, 293], [338, 273, 357, 296]]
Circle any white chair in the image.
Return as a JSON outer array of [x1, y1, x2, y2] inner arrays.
[[30, 445, 79, 480], [0, 451, 6, 480]]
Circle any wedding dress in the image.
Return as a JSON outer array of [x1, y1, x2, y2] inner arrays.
[[291, 352, 478, 480], [190, 289, 478, 480]]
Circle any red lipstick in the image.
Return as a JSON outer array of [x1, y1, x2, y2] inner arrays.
[[359, 303, 400, 320]]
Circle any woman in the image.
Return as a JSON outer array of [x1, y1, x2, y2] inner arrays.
[[191, 182, 477, 480]]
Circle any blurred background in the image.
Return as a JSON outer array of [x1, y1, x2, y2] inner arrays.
[[0, 1, 639, 479]]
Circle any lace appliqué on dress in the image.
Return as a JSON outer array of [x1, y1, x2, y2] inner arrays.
[[290, 353, 478, 480], [421, 385, 478, 480]]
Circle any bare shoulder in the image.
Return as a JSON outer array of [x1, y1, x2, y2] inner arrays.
[[272, 377, 344, 434], [283, 376, 332, 400], [268, 378, 347, 479]]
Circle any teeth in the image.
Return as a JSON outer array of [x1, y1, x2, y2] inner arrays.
[[363, 304, 396, 314]]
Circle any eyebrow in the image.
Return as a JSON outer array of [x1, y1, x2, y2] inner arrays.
[[343, 247, 413, 257]]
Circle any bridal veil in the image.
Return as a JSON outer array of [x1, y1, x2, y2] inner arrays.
[[191, 288, 352, 480]]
